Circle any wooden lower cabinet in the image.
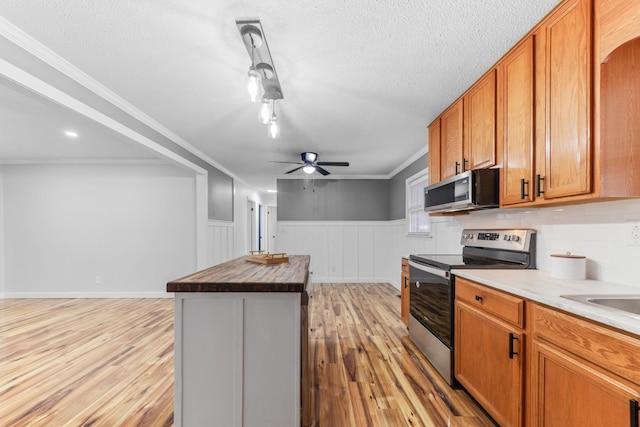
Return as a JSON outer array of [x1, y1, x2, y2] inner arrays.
[[455, 278, 525, 427], [529, 303, 640, 427], [530, 340, 638, 426], [401, 258, 410, 326], [455, 278, 640, 427]]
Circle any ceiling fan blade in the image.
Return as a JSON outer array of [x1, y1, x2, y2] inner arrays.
[[285, 165, 305, 174], [316, 161, 349, 167], [315, 166, 331, 176]]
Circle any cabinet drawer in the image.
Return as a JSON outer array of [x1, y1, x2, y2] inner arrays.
[[531, 303, 640, 385], [401, 257, 409, 274], [455, 277, 524, 328]]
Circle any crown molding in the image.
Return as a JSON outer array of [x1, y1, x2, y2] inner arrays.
[[388, 145, 428, 178]]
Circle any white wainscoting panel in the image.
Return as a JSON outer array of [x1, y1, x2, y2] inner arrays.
[[327, 226, 344, 279], [343, 226, 359, 280], [278, 221, 402, 284], [206, 220, 235, 267]]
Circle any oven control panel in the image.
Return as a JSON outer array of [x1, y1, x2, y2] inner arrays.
[[461, 229, 535, 251]]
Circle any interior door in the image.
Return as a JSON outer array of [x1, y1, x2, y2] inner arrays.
[[247, 199, 258, 252], [266, 205, 277, 253]]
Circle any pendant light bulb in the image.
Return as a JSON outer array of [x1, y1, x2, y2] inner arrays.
[[247, 67, 261, 103], [259, 98, 273, 124], [267, 102, 280, 138], [268, 116, 280, 139]]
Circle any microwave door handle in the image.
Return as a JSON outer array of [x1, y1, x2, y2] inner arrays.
[[408, 261, 450, 279]]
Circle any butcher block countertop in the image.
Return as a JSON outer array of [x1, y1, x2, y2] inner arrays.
[[167, 255, 310, 293]]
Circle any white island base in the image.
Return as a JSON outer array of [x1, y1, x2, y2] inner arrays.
[[174, 292, 303, 426]]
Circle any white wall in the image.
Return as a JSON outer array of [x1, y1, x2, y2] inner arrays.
[[0, 167, 5, 297], [277, 198, 640, 290], [2, 164, 197, 297]]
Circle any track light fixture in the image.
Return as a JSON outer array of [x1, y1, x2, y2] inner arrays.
[[237, 19, 284, 138]]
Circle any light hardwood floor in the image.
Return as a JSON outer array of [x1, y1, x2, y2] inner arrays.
[[0, 284, 493, 426]]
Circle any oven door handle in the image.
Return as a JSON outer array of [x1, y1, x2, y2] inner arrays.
[[409, 260, 450, 279]]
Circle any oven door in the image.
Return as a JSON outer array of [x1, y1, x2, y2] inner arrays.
[[409, 260, 453, 347]]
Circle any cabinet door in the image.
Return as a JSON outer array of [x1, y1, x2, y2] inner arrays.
[[597, 0, 640, 62], [428, 119, 442, 185], [538, 0, 592, 199], [455, 300, 524, 427], [500, 37, 535, 205], [464, 70, 497, 170], [440, 99, 464, 179], [530, 340, 640, 427], [400, 271, 410, 326]]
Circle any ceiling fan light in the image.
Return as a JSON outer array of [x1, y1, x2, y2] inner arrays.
[[259, 98, 273, 124], [303, 165, 315, 174], [247, 67, 261, 102]]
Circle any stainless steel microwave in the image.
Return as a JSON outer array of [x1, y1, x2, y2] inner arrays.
[[424, 169, 499, 214]]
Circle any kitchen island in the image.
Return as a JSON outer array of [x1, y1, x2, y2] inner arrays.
[[167, 255, 311, 427]]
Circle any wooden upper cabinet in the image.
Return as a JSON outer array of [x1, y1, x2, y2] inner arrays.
[[464, 70, 497, 171], [596, 0, 640, 62], [440, 99, 464, 180], [427, 119, 441, 185], [426, 0, 640, 204], [499, 37, 535, 206], [596, 0, 640, 199], [536, 0, 592, 200]]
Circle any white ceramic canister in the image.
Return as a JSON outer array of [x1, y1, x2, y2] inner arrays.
[[550, 252, 586, 280]]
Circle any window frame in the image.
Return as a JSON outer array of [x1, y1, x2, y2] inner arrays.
[[405, 168, 431, 237]]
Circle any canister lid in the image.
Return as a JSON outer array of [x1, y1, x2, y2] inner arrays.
[[550, 252, 586, 259]]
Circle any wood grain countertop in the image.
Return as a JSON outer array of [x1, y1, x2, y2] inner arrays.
[[167, 255, 310, 294]]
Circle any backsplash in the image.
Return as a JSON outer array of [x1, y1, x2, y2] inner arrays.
[[433, 198, 640, 287]]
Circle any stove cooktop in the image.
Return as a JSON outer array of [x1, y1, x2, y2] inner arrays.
[[409, 253, 527, 271]]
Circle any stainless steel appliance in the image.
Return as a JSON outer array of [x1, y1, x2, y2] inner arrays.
[[423, 169, 499, 214], [408, 228, 536, 386]]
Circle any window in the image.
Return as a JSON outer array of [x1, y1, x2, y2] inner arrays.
[[406, 169, 430, 236]]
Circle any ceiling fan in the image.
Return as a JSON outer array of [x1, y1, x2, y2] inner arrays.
[[273, 152, 349, 176]]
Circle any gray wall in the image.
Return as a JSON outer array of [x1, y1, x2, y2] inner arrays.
[[207, 168, 234, 221], [277, 179, 390, 221], [388, 153, 428, 220], [2, 36, 234, 221]]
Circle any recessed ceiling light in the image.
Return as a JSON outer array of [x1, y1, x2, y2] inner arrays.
[[267, 190, 277, 193], [64, 130, 79, 138]]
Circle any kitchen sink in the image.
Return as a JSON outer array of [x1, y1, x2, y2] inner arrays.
[[561, 294, 640, 317]]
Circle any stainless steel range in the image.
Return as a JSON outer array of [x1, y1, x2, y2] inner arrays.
[[408, 228, 536, 386]]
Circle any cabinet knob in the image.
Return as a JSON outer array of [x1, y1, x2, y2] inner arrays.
[[475, 295, 483, 302]]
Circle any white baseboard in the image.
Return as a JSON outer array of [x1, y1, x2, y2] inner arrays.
[[2, 291, 173, 299]]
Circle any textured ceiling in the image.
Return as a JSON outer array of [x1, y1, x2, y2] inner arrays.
[[0, 0, 561, 191]]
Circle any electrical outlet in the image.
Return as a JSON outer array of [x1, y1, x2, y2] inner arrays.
[[628, 222, 640, 246], [95, 276, 102, 285]]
